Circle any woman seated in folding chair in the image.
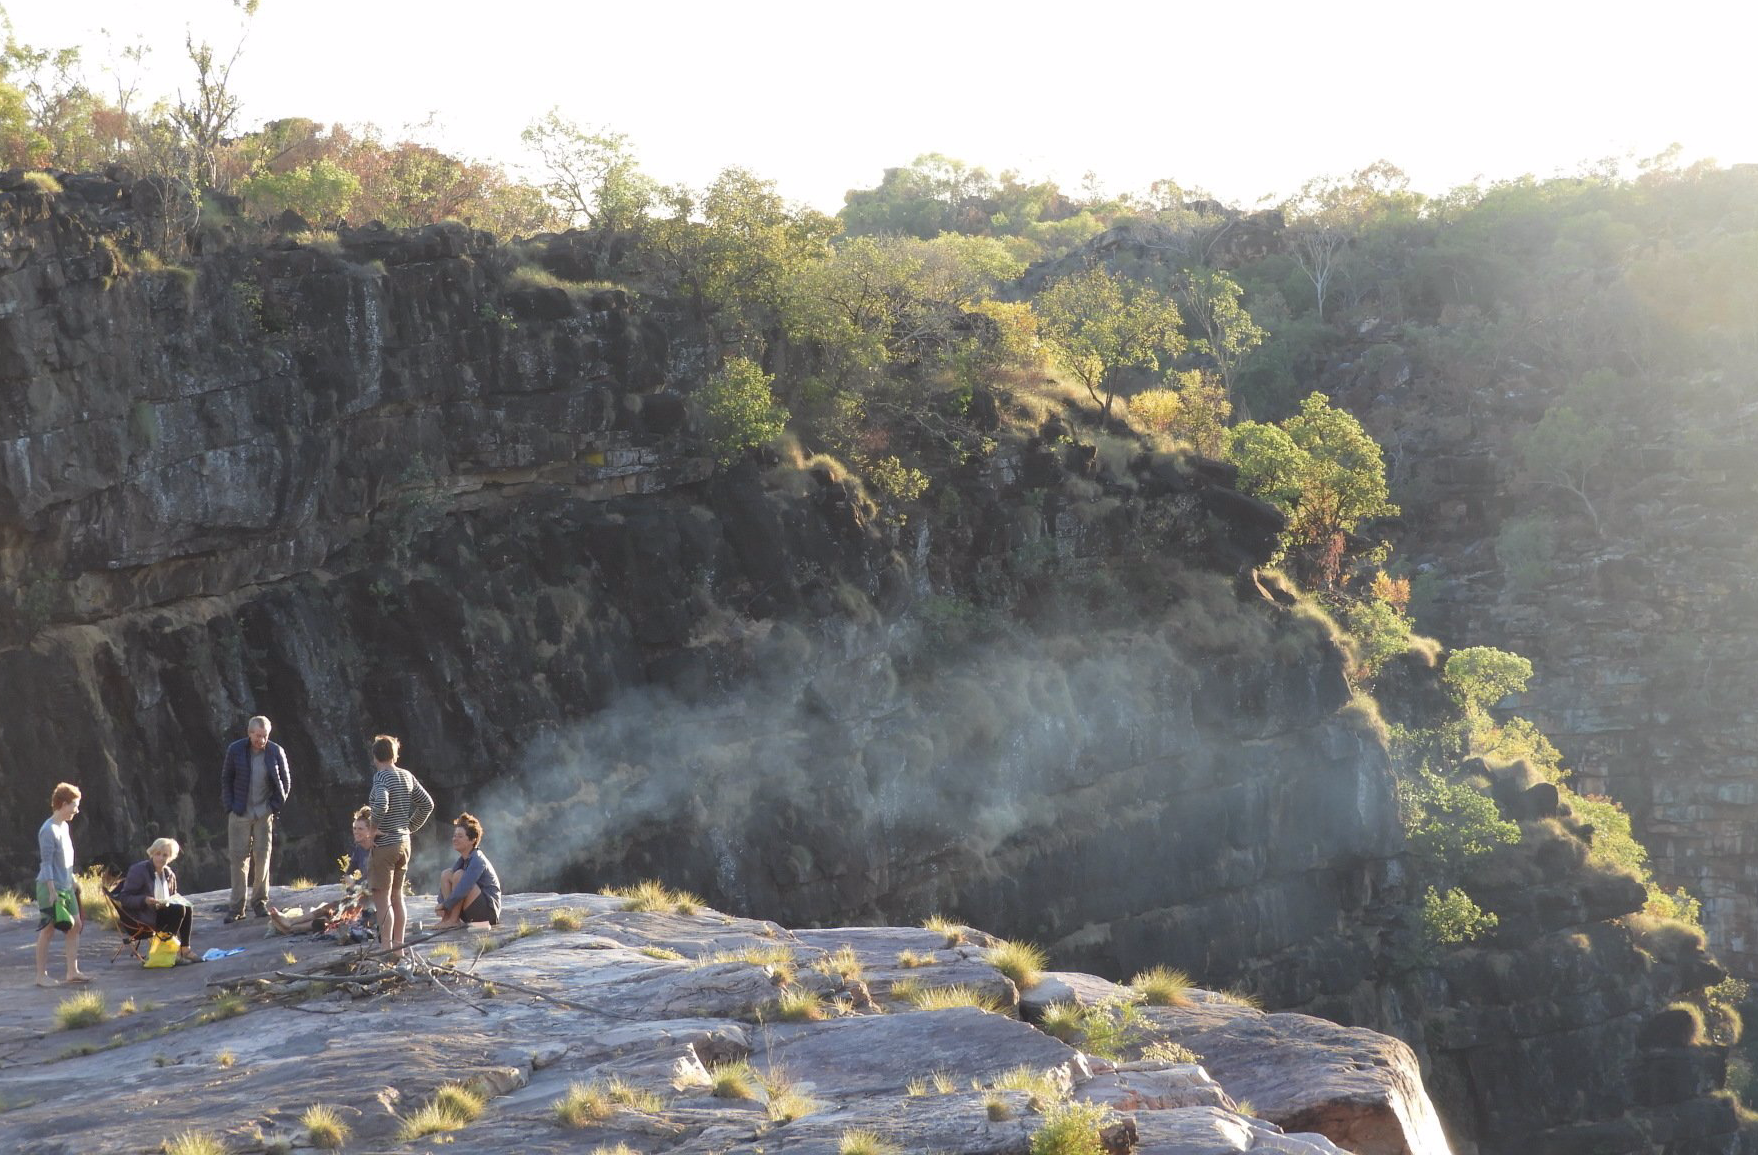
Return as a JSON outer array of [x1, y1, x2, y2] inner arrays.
[[117, 837, 201, 965]]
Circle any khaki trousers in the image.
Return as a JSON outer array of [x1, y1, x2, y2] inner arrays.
[[227, 811, 275, 913]]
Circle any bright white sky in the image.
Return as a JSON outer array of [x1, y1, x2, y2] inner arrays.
[[11, 0, 1754, 212]]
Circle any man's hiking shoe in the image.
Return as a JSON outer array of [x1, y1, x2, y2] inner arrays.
[[251, 900, 269, 918]]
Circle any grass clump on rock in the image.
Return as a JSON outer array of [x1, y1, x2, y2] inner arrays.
[[640, 945, 685, 961], [398, 1082, 484, 1140], [1035, 999, 1144, 1059], [55, 991, 108, 1030], [300, 1104, 350, 1149], [905, 984, 1006, 1013], [1213, 988, 1263, 1010], [1130, 965, 1193, 1007], [987, 939, 1047, 989], [196, 992, 247, 1025], [698, 942, 797, 983], [553, 1076, 665, 1127], [839, 1129, 902, 1155], [606, 879, 703, 914], [1029, 1099, 1114, 1155], [550, 907, 585, 931], [772, 987, 828, 1022], [922, 915, 965, 946], [813, 945, 864, 983], [762, 1071, 821, 1124], [706, 1060, 759, 1100], [160, 1132, 225, 1155], [987, 1064, 1069, 1109], [0, 889, 26, 917], [895, 948, 937, 968]]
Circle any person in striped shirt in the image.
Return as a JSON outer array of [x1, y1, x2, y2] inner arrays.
[[366, 734, 434, 955]]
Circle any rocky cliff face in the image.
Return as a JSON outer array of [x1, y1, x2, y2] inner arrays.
[[0, 178, 1739, 1153], [1339, 336, 1758, 988]]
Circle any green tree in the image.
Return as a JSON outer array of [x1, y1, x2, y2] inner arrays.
[[1515, 404, 1613, 535], [521, 110, 657, 231], [696, 357, 789, 465], [237, 157, 358, 222], [1443, 646, 1533, 715], [1226, 392, 1397, 583], [649, 167, 839, 351], [1174, 266, 1264, 399], [1034, 266, 1184, 419]]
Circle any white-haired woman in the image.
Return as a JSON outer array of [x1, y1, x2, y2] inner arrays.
[[118, 837, 200, 964]]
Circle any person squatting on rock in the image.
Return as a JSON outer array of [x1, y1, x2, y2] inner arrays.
[[435, 812, 501, 929], [367, 734, 434, 956], [35, 782, 89, 988], [117, 837, 201, 964], [221, 715, 292, 923], [269, 807, 378, 939]]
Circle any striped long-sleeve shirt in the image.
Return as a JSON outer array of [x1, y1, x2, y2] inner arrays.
[[369, 766, 434, 847]]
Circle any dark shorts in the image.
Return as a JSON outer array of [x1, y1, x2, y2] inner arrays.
[[460, 892, 498, 925]]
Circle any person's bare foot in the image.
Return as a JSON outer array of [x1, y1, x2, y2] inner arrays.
[[35, 974, 58, 988], [63, 971, 92, 983]]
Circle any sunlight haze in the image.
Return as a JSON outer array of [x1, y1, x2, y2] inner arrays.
[[11, 0, 1751, 209]]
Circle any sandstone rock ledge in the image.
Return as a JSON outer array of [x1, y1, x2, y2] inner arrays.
[[0, 888, 1449, 1155]]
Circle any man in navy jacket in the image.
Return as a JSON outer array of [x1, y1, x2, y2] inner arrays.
[[220, 715, 291, 922]]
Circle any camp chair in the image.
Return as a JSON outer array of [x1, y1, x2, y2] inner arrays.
[[104, 886, 154, 965]]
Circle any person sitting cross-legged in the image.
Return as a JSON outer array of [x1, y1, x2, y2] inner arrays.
[[435, 812, 501, 929]]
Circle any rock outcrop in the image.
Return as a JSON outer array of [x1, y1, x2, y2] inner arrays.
[[0, 887, 1448, 1155]]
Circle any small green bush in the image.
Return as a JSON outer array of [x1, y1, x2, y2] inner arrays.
[[698, 357, 789, 466], [1029, 1099, 1113, 1155], [1140, 1039, 1203, 1063], [1421, 886, 1499, 948]]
